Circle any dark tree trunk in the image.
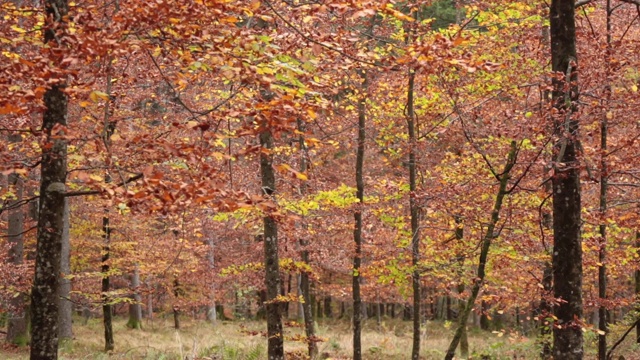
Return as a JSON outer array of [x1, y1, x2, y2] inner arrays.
[[260, 125, 284, 359], [30, 2, 69, 359], [101, 56, 116, 353], [635, 232, 640, 343], [455, 216, 468, 359], [324, 296, 332, 318], [317, 300, 323, 319], [480, 300, 490, 330], [445, 142, 517, 360], [58, 199, 72, 340], [7, 135, 28, 345], [352, 70, 368, 360], [102, 209, 114, 351], [173, 277, 181, 330], [598, 2, 612, 359], [403, 305, 412, 321], [550, 1, 583, 359], [406, 38, 421, 360]]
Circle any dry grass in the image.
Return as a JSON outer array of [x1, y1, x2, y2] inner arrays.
[[2, 315, 639, 359]]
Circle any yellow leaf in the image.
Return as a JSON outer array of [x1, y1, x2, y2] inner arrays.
[[606, 112, 613, 120], [307, 108, 317, 119], [632, 84, 638, 92], [89, 90, 109, 102], [250, 0, 261, 11], [295, 172, 308, 181]]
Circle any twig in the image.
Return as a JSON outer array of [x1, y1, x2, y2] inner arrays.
[[606, 318, 640, 359]]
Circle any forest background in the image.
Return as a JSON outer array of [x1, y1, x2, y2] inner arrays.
[[2, 0, 640, 359]]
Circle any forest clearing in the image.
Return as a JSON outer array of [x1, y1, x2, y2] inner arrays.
[[3, 0, 640, 359]]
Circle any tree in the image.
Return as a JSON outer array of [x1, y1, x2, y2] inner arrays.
[[260, 113, 284, 359], [29, 0, 69, 358], [550, 0, 583, 358]]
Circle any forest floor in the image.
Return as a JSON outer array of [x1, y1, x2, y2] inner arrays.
[[1, 316, 639, 359]]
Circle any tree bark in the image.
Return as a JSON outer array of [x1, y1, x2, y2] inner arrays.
[[637, 232, 640, 343], [7, 134, 28, 346], [173, 277, 181, 330], [127, 265, 143, 329], [206, 237, 217, 324], [455, 216, 468, 359], [352, 69, 368, 360], [550, 0, 583, 358], [406, 32, 421, 360], [445, 141, 518, 360], [598, 2, 612, 359], [101, 63, 116, 352], [260, 125, 284, 359], [102, 207, 114, 351], [29, 1, 69, 358], [58, 199, 73, 340]]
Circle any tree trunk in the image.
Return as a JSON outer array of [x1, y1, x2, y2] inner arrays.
[[455, 216, 468, 359], [324, 296, 332, 318], [101, 63, 116, 352], [147, 287, 153, 320], [30, 1, 69, 358], [206, 237, 217, 324], [7, 137, 28, 346], [173, 277, 181, 330], [352, 69, 368, 360], [550, 0, 583, 358], [598, 2, 612, 359], [102, 208, 114, 351], [480, 300, 490, 330], [636, 232, 640, 343], [127, 265, 143, 329], [406, 33, 421, 360], [445, 142, 518, 360], [261, 124, 284, 359], [58, 199, 73, 340]]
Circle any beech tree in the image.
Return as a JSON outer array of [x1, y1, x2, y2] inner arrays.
[[550, 0, 583, 358], [30, 0, 69, 358]]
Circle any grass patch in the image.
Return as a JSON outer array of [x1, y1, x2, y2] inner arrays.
[[2, 315, 638, 359]]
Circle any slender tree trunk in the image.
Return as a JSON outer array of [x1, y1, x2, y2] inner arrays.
[[406, 32, 422, 360], [598, 2, 612, 359], [30, 1, 69, 358], [102, 204, 114, 351], [324, 296, 332, 318], [206, 237, 217, 324], [445, 142, 518, 360], [58, 199, 73, 340], [173, 277, 181, 330], [352, 70, 368, 360], [636, 231, 640, 343], [455, 216, 469, 359], [480, 300, 490, 330], [101, 61, 116, 352], [127, 265, 143, 329], [7, 135, 28, 345], [261, 123, 284, 359], [550, 1, 583, 358]]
